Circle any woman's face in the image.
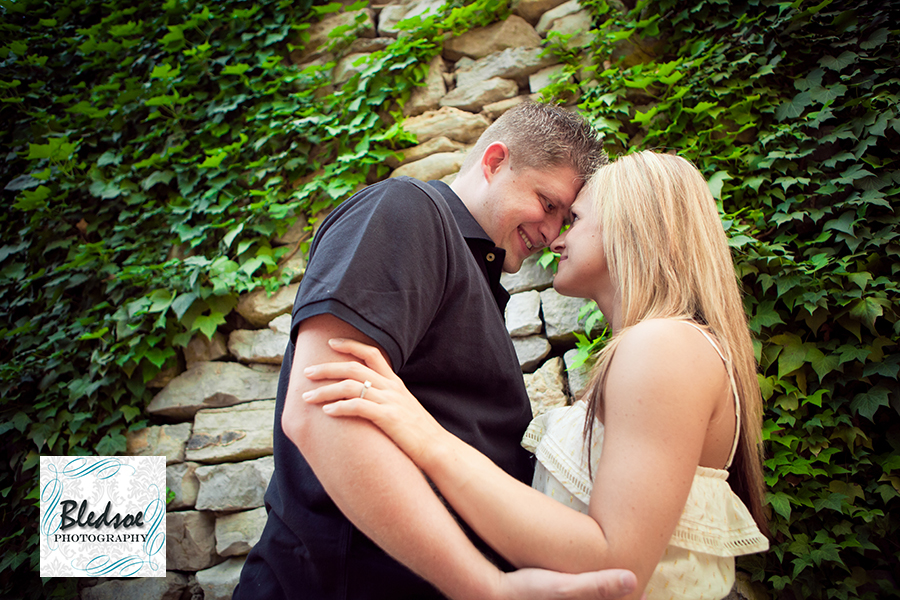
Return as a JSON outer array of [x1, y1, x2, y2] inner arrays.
[[549, 189, 610, 303]]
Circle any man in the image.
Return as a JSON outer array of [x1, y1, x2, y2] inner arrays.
[[234, 103, 629, 599]]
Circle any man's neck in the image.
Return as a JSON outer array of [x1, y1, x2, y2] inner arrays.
[[450, 171, 487, 233]]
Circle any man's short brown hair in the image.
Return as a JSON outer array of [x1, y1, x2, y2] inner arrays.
[[459, 102, 608, 180]]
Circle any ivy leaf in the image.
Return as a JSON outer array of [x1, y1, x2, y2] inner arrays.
[[849, 296, 885, 330], [775, 91, 811, 121], [813, 492, 847, 513], [97, 151, 121, 167], [823, 211, 855, 236], [192, 312, 227, 340], [819, 50, 856, 71], [13, 185, 51, 211], [145, 94, 176, 107], [11, 412, 30, 433], [748, 300, 785, 333], [726, 234, 754, 248], [141, 170, 174, 190], [143, 347, 171, 369], [809, 84, 847, 105], [27, 138, 76, 161], [851, 387, 890, 421], [223, 223, 244, 249], [683, 101, 718, 114], [847, 272, 872, 290], [121, 405, 141, 422], [4, 174, 42, 191], [807, 348, 841, 381], [170, 292, 198, 320], [837, 344, 870, 365], [707, 171, 732, 200], [78, 327, 109, 341], [223, 63, 251, 76], [150, 63, 181, 79], [860, 28, 889, 50], [200, 153, 227, 168], [95, 433, 127, 455], [89, 178, 124, 200], [778, 339, 808, 380], [147, 289, 174, 313], [767, 491, 792, 520], [631, 105, 658, 125]]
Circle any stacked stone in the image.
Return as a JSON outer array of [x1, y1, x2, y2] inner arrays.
[[83, 1, 613, 598]]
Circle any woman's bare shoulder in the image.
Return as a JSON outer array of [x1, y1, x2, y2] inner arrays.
[[609, 319, 727, 404], [617, 318, 714, 355]]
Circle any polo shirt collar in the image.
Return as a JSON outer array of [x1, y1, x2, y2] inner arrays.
[[428, 180, 510, 312], [428, 181, 495, 243]]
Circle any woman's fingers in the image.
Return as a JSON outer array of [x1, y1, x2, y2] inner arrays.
[[303, 379, 380, 405], [321, 398, 380, 421], [327, 338, 394, 377], [304, 360, 380, 386], [501, 568, 638, 600]]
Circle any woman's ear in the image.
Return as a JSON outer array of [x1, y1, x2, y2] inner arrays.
[[481, 142, 510, 182]]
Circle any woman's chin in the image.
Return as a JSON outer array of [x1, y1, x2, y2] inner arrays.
[[551, 278, 576, 299]]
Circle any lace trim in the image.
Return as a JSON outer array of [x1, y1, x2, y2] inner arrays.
[[669, 523, 769, 557], [523, 407, 769, 558], [534, 443, 593, 504], [521, 418, 544, 454]]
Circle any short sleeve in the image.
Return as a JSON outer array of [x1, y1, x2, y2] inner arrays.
[[291, 179, 450, 370]]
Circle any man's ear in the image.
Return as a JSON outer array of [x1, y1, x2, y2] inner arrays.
[[481, 142, 510, 182]]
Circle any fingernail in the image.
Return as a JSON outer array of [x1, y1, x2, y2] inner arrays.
[[302, 391, 312, 400], [620, 572, 636, 591], [328, 338, 346, 345], [322, 403, 336, 413], [304, 366, 315, 375]]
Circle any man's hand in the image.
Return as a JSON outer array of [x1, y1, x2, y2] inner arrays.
[[499, 568, 640, 600]]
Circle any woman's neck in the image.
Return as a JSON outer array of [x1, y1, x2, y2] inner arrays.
[[592, 292, 621, 335]]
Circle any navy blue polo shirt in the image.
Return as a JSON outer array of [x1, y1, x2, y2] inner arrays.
[[234, 177, 534, 600]]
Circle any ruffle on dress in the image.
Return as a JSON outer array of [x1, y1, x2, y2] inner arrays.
[[521, 401, 768, 558]]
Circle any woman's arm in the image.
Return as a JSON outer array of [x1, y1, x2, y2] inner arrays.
[[287, 321, 638, 600], [304, 320, 728, 592]]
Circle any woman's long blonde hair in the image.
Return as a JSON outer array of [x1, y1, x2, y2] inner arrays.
[[581, 150, 767, 533]]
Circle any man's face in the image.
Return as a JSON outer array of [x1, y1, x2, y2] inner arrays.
[[479, 160, 581, 273]]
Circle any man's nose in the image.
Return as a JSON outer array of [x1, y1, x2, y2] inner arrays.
[[539, 214, 566, 248]]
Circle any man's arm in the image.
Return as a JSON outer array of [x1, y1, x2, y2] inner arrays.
[[281, 313, 503, 599], [282, 313, 639, 600]]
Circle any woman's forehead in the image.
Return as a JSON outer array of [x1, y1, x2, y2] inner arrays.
[[573, 187, 594, 208]]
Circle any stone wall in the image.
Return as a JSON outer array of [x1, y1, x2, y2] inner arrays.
[[79, 1, 701, 599]]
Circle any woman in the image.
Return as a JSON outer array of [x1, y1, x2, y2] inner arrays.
[[303, 151, 769, 599]]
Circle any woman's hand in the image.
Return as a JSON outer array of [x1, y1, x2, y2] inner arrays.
[[497, 568, 640, 600], [303, 338, 446, 467]]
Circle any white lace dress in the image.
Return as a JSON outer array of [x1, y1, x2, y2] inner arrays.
[[521, 326, 768, 600]]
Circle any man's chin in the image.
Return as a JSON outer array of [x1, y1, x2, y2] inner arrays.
[[502, 257, 524, 273]]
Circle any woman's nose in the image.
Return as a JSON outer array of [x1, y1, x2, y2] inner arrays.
[[550, 230, 566, 253]]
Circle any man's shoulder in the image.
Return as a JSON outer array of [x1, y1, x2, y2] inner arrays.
[[332, 177, 453, 233], [358, 176, 449, 210]]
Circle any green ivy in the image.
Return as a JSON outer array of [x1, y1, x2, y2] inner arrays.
[[2, 0, 897, 598], [568, 0, 899, 597], [0, 0, 510, 596]]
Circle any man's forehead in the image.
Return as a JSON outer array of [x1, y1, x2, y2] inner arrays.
[[535, 167, 582, 203]]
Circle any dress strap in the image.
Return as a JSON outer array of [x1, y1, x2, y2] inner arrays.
[[681, 321, 741, 470]]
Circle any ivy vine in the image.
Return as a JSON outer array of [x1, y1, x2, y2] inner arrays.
[[1, 0, 897, 598], [564, 0, 899, 597]]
